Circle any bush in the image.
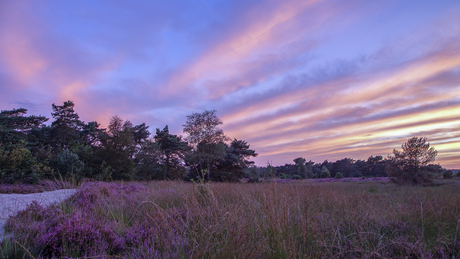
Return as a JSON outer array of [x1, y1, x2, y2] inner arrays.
[[247, 177, 260, 183], [21, 173, 40, 184], [335, 172, 344, 179], [443, 170, 453, 179], [56, 149, 84, 183], [291, 174, 301, 180], [0, 142, 40, 182]]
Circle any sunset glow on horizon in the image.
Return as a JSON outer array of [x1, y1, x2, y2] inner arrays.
[[1, 0, 459, 168]]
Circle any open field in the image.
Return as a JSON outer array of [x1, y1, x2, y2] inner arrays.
[[1, 178, 460, 258]]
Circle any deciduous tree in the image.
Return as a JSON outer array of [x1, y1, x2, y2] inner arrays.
[[183, 110, 227, 146], [183, 110, 228, 179]]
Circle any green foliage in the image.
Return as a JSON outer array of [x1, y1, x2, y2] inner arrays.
[[265, 161, 276, 180], [320, 165, 330, 178], [0, 141, 41, 182], [0, 108, 48, 145], [154, 125, 190, 179], [443, 170, 453, 179], [56, 149, 84, 183], [183, 110, 229, 180], [134, 140, 163, 180], [99, 116, 150, 180], [305, 161, 314, 178], [335, 172, 344, 179], [183, 110, 227, 146], [332, 158, 356, 177], [215, 139, 258, 181], [291, 174, 301, 180], [246, 166, 260, 183], [182, 111, 257, 182], [95, 161, 114, 181], [80, 121, 103, 146], [293, 157, 306, 179], [50, 100, 83, 149]]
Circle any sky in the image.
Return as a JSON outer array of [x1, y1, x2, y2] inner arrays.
[[1, 0, 459, 169]]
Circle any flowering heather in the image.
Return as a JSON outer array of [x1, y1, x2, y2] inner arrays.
[[1, 180, 460, 258], [311, 176, 390, 183], [0, 180, 74, 194], [273, 178, 294, 184], [72, 181, 148, 209], [39, 210, 124, 257]]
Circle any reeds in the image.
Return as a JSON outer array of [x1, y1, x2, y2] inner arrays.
[[1, 179, 459, 258]]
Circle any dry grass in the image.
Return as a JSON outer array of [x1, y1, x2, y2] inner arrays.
[[1, 179, 460, 258]]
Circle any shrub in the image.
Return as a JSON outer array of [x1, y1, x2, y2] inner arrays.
[[21, 173, 40, 184], [0, 142, 41, 182], [56, 149, 84, 183], [291, 174, 301, 180], [443, 170, 453, 179], [335, 172, 344, 179], [320, 166, 330, 178], [247, 177, 259, 183], [39, 211, 124, 257]]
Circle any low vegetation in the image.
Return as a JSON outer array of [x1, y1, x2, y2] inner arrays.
[[1, 179, 459, 258], [0, 180, 74, 194]]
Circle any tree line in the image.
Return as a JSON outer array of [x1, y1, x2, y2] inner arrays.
[[1, 101, 454, 185], [0, 101, 257, 184], [246, 137, 453, 184]]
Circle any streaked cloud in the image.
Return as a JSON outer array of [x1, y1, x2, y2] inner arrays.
[[1, 0, 459, 168]]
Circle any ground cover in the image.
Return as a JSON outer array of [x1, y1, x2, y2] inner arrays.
[[0, 189, 77, 244], [0, 181, 75, 194], [1, 179, 459, 258]]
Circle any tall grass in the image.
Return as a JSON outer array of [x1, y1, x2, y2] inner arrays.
[[1, 179, 459, 258]]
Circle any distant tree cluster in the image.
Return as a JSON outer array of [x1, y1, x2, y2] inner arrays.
[[0, 101, 257, 183], [249, 156, 391, 181], [247, 137, 448, 184]]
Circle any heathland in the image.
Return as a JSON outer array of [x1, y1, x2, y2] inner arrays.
[[2, 101, 459, 258], [1, 178, 459, 258]]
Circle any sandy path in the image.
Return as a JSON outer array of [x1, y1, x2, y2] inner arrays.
[[0, 189, 76, 240]]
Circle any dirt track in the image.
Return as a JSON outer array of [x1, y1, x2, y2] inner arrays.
[[0, 189, 76, 240]]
